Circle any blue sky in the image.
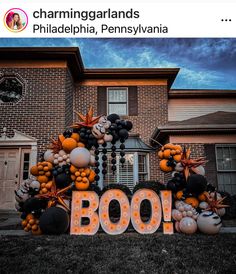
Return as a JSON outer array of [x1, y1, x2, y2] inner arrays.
[[0, 38, 236, 89]]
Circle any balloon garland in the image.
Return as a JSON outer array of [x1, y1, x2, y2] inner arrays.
[[157, 143, 229, 235], [15, 106, 133, 235]]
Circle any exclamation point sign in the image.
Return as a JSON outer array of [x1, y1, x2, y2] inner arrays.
[[160, 190, 173, 234]]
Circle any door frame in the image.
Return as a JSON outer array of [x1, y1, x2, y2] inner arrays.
[[0, 129, 37, 189]]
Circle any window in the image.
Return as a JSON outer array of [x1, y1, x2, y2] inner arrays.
[[101, 152, 149, 191], [22, 153, 30, 180], [138, 154, 149, 182], [107, 87, 128, 115], [0, 75, 24, 104], [216, 145, 236, 194]]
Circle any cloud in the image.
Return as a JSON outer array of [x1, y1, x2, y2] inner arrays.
[[0, 38, 235, 89]]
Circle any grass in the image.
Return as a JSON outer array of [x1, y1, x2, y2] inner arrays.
[[0, 233, 236, 274]]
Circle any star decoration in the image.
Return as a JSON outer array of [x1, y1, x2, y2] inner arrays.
[[36, 182, 72, 211], [204, 192, 229, 213], [49, 136, 63, 154], [181, 147, 208, 180], [71, 106, 101, 128]]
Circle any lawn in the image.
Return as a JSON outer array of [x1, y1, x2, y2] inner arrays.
[[0, 233, 236, 274]]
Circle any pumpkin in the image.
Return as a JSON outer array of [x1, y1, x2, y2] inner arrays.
[[163, 149, 171, 159], [71, 133, 80, 142], [157, 151, 164, 159], [185, 197, 199, 208], [198, 191, 208, 201], [62, 138, 77, 153], [173, 154, 182, 162], [159, 159, 173, 172], [30, 165, 39, 176], [37, 175, 49, 184], [75, 179, 90, 190], [176, 190, 184, 200], [170, 150, 176, 156], [45, 181, 53, 189]]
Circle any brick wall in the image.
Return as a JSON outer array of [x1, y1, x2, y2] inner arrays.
[[0, 67, 74, 157], [75, 85, 169, 182]]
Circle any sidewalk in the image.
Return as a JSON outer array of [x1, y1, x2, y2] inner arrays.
[[0, 210, 236, 236]]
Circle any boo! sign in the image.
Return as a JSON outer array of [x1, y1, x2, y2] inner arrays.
[[70, 189, 173, 235]]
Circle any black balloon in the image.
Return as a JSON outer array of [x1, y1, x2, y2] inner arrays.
[[23, 197, 47, 215], [107, 113, 120, 123], [55, 173, 71, 188], [118, 129, 129, 139], [39, 207, 70, 235], [186, 174, 207, 195], [125, 121, 133, 131]]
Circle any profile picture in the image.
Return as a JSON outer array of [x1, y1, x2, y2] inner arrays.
[[4, 8, 28, 32]]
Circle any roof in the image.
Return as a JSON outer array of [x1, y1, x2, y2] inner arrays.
[[106, 134, 154, 152], [169, 89, 236, 98], [0, 47, 179, 88], [151, 111, 236, 144]]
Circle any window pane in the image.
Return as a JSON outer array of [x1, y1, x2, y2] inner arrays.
[[103, 154, 134, 190], [108, 103, 127, 115], [216, 145, 236, 171], [108, 89, 127, 102], [24, 153, 30, 161]]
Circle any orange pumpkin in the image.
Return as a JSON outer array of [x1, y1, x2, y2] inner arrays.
[[164, 143, 174, 150], [159, 159, 173, 172], [37, 175, 49, 184], [71, 133, 80, 142], [58, 134, 65, 144], [185, 197, 199, 208], [174, 145, 182, 152], [30, 165, 39, 176], [62, 138, 77, 153], [170, 150, 176, 156], [173, 154, 182, 162]]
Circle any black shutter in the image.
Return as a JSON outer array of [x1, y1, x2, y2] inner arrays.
[[204, 144, 218, 187], [128, 86, 138, 116], [97, 87, 107, 115]]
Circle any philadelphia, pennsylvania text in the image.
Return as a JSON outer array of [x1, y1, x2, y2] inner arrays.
[[32, 24, 168, 35]]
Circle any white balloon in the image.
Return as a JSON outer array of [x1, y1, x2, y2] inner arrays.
[[70, 147, 91, 168], [62, 154, 68, 160], [179, 217, 197, 234], [182, 211, 187, 217], [29, 180, 40, 190], [175, 162, 184, 172], [197, 211, 222, 234], [54, 154, 59, 159], [187, 211, 193, 217], [90, 155, 96, 166], [175, 221, 181, 233], [172, 209, 183, 221], [54, 159, 59, 165], [216, 208, 226, 217], [175, 200, 185, 209], [58, 156, 63, 162], [103, 134, 113, 142], [59, 150, 67, 156], [184, 204, 192, 211], [44, 149, 54, 163], [199, 201, 209, 210], [178, 206, 185, 212], [194, 165, 205, 176]]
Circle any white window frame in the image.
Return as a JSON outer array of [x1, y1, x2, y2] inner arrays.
[[98, 152, 150, 191], [215, 144, 236, 194], [107, 87, 129, 116]]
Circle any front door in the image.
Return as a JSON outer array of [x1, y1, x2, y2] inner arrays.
[[0, 149, 20, 209]]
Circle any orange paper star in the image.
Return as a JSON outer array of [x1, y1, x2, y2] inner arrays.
[[71, 106, 101, 128], [204, 192, 229, 213], [181, 147, 208, 180], [36, 182, 72, 211]]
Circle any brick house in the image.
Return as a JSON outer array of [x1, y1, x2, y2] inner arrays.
[[0, 47, 235, 209]]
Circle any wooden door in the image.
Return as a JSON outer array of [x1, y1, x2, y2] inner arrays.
[[0, 149, 20, 209]]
